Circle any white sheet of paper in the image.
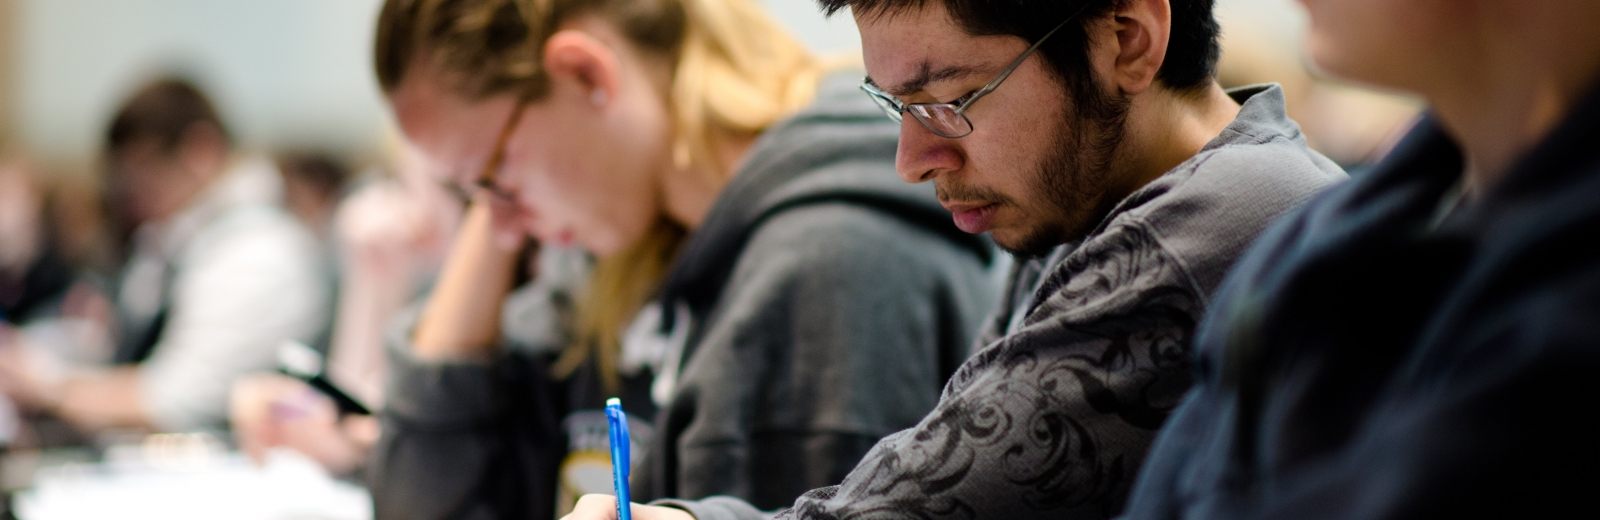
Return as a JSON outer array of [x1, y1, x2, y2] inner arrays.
[[14, 448, 371, 520]]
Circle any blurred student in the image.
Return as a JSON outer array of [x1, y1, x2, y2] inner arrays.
[[561, 0, 1346, 517], [1, 152, 82, 448], [0, 78, 329, 434], [1125, 1, 1600, 517], [273, 151, 352, 350], [275, 151, 354, 243], [0, 153, 74, 326], [230, 148, 463, 475], [367, 0, 997, 517]]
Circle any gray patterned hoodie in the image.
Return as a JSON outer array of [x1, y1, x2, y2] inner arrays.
[[664, 84, 1347, 520]]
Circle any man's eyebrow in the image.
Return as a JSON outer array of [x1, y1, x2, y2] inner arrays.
[[867, 61, 986, 98]]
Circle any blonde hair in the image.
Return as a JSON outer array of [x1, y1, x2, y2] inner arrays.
[[376, 0, 826, 391]]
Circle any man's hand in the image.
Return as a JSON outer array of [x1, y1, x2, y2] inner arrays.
[[562, 494, 696, 520]]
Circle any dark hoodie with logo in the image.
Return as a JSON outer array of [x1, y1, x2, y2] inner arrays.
[[367, 73, 997, 520]]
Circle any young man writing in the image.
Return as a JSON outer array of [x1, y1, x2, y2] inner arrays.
[[566, 0, 1345, 517]]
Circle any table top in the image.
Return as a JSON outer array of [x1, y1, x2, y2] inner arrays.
[[6, 434, 369, 520]]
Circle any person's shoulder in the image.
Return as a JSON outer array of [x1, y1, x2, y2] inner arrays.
[[204, 202, 317, 251], [174, 202, 323, 288], [1105, 138, 1346, 300], [1130, 125, 1345, 231], [1189, 134, 1347, 206]]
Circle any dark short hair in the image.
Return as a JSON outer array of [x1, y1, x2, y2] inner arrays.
[[276, 151, 352, 200], [105, 78, 231, 156], [817, 0, 1220, 96]]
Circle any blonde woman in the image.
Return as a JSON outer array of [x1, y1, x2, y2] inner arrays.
[[368, 0, 995, 517]]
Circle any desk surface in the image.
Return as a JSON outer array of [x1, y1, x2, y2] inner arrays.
[[11, 445, 369, 520]]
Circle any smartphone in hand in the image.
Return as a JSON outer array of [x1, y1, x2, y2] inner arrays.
[[276, 341, 372, 416]]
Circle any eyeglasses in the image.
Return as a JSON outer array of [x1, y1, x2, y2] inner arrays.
[[446, 99, 526, 205], [859, 9, 1085, 139]]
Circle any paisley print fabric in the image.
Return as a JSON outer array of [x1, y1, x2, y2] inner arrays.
[[663, 85, 1347, 520], [782, 223, 1198, 519]]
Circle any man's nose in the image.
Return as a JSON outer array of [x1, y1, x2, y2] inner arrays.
[[894, 117, 963, 184]]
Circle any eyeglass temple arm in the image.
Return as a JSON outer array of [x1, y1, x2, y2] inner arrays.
[[957, 6, 1089, 112]]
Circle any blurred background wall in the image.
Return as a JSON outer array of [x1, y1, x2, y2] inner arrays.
[[0, 0, 862, 180], [0, 0, 1411, 182], [1213, 0, 1420, 167], [1, 0, 15, 149], [5, 0, 393, 177]]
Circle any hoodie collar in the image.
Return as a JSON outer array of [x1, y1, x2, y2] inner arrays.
[[655, 72, 989, 322]]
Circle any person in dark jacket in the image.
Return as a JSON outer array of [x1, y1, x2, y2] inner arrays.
[[563, 0, 1345, 518], [1121, 1, 1600, 518], [0, 154, 75, 327], [365, 0, 996, 518]]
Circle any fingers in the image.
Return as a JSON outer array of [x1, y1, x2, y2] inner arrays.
[[230, 375, 333, 466], [563, 494, 620, 520], [230, 375, 282, 465], [561, 495, 696, 520]]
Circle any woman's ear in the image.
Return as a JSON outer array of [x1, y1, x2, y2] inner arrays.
[[543, 29, 620, 109]]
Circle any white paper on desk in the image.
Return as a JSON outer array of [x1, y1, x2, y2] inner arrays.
[[14, 448, 371, 520]]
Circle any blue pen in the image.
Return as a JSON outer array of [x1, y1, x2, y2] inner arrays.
[[605, 397, 633, 520]]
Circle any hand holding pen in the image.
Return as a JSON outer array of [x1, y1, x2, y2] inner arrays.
[[561, 496, 695, 520], [558, 399, 695, 520]]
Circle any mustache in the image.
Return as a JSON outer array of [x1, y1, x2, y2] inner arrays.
[[935, 180, 1011, 207]]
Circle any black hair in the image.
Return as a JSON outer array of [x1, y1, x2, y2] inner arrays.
[[817, 0, 1220, 98], [105, 77, 230, 155]]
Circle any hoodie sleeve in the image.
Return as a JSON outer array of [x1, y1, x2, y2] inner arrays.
[[365, 306, 566, 520], [639, 202, 991, 509], [366, 286, 577, 520]]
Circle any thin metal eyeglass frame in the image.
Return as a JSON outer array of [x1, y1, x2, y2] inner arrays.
[[859, 7, 1086, 139]]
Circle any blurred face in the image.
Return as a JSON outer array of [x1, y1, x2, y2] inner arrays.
[[388, 57, 672, 256], [1298, 0, 1460, 92], [105, 139, 211, 225], [0, 161, 43, 271], [858, 4, 1129, 257]]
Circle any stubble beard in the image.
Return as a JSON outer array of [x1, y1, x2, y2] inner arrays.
[[1002, 85, 1131, 258]]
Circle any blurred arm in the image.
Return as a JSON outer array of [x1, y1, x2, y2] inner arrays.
[[411, 201, 522, 360], [54, 368, 149, 430], [324, 181, 458, 406]]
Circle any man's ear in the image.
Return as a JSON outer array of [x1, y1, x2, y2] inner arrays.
[[542, 29, 620, 109], [1106, 0, 1171, 95]]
